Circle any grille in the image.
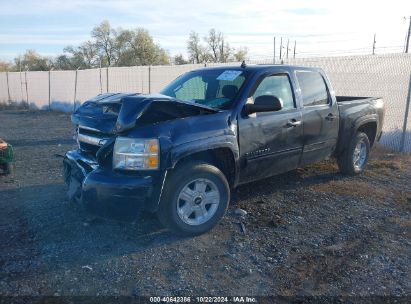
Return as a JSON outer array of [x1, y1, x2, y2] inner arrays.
[[77, 126, 112, 156]]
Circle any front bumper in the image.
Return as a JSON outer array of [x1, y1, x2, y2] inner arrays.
[[63, 150, 165, 219]]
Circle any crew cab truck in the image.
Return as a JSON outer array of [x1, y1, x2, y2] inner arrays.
[[63, 64, 384, 236]]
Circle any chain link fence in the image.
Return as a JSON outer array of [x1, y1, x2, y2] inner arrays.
[[0, 53, 410, 152]]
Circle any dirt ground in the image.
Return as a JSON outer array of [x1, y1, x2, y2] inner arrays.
[[0, 110, 410, 298]]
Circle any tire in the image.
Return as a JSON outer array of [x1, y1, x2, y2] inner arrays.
[[157, 161, 230, 236], [337, 132, 370, 175]]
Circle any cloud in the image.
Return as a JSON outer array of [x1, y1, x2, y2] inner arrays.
[[0, 0, 410, 60], [283, 8, 329, 15]]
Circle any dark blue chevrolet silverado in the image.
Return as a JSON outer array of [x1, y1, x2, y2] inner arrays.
[[64, 64, 385, 235]]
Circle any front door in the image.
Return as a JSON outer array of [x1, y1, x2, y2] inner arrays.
[[238, 73, 303, 183]]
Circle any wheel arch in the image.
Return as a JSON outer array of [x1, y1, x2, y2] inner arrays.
[[356, 121, 377, 147], [170, 145, 238, 188]]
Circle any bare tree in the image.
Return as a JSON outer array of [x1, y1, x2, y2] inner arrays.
[[205, 29, 223, 62], [187, 31, 203, 63], [91, 20, 117, 66], [198, 29, 247, 63], [63, 40, 99, 68]]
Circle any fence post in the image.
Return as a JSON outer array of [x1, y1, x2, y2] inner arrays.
[[24, 70, 29, 108], [99, 67, 102, 94], [106, 67, 109, 93], [73, 69, 78, 112], [400, 73, 411, 152], [6, 71, 11, 103], [148, 65, 151, 94], [19, 71, 23, 105], [48, 70, 51, 110]]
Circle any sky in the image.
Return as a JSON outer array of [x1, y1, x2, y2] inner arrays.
[[0, 0, 410, 62]]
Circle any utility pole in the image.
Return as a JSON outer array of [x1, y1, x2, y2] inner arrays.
[[293, 40, 296, 58], [279, 37, 283, 60], [286, 39, 289, 59], [273, 36, 276, 64], [405, 16, 411, 53], [372, 33, 376, 55]]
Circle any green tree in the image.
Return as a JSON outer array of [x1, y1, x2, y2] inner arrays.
[[14, 50, 51, 71], [173, 54, 188, 65], [116, 28, 169, 66], [233, 46, 248, 62], [52, 55, 75, 70], [0, 60, 11, 72]]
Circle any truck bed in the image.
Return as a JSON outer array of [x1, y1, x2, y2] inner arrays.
[[335, 96, 384, 155]]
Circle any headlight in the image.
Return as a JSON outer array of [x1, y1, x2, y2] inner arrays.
[[113, 137, 159, 170]]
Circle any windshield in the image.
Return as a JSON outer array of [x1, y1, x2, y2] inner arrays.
[[160, 69, 249, 109]]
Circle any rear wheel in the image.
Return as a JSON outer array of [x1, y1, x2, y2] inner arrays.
[[157, 161, 230, 236], [338, 132, 370, 175]]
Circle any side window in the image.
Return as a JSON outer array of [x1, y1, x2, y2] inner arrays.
[[252, 74, 295, 110], [174, 76, 206, 101], [296, 71, 329, 106]]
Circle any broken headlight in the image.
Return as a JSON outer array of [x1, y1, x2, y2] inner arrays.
[[113, 137, 159, 170]]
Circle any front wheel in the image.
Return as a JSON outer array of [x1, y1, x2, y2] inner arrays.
[[157, 161, 230, 236], [337, 132, 370, 175]]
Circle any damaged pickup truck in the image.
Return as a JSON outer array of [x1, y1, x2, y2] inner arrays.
[[64, 64, 384, 235]]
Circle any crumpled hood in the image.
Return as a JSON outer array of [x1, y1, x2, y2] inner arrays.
[[71, 93, 217, 134]]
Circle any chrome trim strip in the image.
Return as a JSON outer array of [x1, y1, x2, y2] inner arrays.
[[77, 133, 108, 146], [78, 125, 101, 132]]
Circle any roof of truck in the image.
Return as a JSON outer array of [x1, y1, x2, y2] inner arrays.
[[195, 63, 321, 73]]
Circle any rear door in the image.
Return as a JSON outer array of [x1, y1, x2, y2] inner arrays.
[[238, 72, 303, 183], [295, 70, 339, 165]]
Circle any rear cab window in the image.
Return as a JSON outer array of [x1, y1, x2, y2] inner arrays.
[[296, 71, 329, 106]]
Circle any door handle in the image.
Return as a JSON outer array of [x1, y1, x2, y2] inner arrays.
[[285, 119, 302, 128], [325, 113, 336, 121]]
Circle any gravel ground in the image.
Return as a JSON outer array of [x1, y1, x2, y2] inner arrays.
[[0, 110, 410, 298]]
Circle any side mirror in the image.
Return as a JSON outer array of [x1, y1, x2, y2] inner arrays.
[[244, 95, 283, 115]]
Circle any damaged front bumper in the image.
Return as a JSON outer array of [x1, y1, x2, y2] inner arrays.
[[63, 150, 165, 218]]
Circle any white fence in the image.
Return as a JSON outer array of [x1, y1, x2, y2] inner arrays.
[[0, 53, 410, 152]]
